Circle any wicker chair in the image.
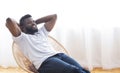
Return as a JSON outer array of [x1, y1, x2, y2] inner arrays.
[[12, 36, 69, 73]]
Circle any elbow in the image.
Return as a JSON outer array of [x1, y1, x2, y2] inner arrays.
[[6, 17, 11, 22], [6, 18, 11, 28], [6, 18, 12, 24], [6, 18, 12, 26], [53, 14, 57, 20]]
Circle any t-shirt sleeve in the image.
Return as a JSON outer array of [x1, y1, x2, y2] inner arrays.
[[38, 26, 49, 37], [12, 32, 26, 42]]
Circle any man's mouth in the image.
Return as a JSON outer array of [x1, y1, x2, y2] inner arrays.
[[33, 25, 36, 28]]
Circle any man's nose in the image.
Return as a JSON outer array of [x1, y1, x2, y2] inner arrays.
[[32, 22, 36, 25]]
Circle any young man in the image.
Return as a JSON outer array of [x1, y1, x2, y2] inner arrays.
[[6, 14, 90, 73]]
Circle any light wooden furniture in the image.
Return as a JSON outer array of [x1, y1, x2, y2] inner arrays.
[[12, 36, 69, 73]]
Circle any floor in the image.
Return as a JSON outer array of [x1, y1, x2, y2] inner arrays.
[[0, 67, 27, 73], [91, 68, 120, 73], [0, 66, 120, 73]]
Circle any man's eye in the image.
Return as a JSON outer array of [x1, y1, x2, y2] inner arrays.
[[33, 20, 35, 23], [27, 23, 32, 25]]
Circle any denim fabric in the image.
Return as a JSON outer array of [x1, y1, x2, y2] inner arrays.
[[37, 53, 90, 73]]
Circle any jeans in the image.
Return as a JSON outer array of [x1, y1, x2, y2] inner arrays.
[[37, 53, 90, 73]]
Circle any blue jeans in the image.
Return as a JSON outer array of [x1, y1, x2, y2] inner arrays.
[[37, 53, 90, 73]]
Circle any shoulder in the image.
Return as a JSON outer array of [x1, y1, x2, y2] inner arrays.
[[12, 32, 27, 41]]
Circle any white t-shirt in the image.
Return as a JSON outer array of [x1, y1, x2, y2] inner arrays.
[[13, 26, 58, 69]]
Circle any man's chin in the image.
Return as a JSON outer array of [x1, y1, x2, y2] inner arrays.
[[26, 29, 38, 34], [34, 29, 38, 32]]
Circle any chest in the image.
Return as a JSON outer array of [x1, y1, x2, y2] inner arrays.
[[28, 35, 48, 46]]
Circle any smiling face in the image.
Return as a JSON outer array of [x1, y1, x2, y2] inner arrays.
[[19, 14, 38, 34], [23, 17, 38, 34]]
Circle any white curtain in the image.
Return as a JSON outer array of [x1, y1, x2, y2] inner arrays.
[[51, 26, 120, 70], [0, 0, 120, 70]]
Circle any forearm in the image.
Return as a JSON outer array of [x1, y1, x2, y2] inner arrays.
[[35, 14, 57, 24], [6, 18, 21, 37]]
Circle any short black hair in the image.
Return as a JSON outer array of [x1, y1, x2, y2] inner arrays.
[[19, 14, 32, 26]]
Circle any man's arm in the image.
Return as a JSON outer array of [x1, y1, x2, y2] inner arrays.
[[6, 18, 21, 37], [35, 14, 57, 32]]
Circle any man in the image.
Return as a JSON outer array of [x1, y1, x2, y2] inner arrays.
[[6, 14, 90, 73]]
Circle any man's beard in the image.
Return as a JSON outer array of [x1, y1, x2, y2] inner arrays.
[[26, 28, 38, 34]]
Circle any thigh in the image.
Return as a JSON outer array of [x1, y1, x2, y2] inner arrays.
[[38, 57, 78, 73], [59, 53, 90, 73], [59, 53, 82, 68]]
